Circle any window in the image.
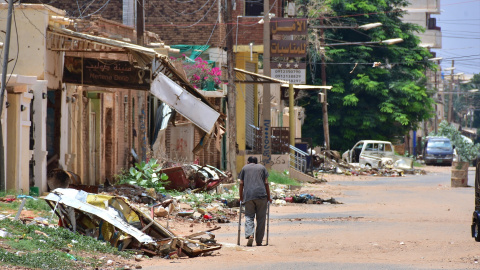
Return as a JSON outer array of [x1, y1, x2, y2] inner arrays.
[[385, 144, 393, 152], [365, 143, 374, 151], [245, 0, 263, 16]]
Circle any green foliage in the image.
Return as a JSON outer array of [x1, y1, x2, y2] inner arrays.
[[268, 170, 301, 186], [0, 219, 131, 269], [116, 159, 169, 192], [0, 198, 52, 218], [299, 0, 435, 151], [181, 187, 238, 209], [431, 121, 480, 162]]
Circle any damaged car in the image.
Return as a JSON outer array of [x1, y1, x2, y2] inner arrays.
[[342, 140, 413, 170]]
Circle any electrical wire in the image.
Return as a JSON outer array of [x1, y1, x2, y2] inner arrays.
[[204, 7, 219, 45], [18, 7, 46, 38], [4, 5, 20, 88], [79, 0, 111, 18], [163, 0, 211, 16], [79, 0, 97, 18]]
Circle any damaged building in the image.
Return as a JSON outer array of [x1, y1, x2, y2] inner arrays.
[[0, 3, 224, 195]]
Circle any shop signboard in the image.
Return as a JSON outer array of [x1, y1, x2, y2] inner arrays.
[[63, 56, 151, 90]]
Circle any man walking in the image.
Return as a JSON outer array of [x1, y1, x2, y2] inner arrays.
[[239, 156, 272, 246]]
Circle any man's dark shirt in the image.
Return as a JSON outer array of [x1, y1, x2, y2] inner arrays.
[[238, 163, 269, 202]]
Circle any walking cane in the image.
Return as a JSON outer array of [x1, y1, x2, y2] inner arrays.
[[266, 201, 270, 246], [237, 201, 242, 245]]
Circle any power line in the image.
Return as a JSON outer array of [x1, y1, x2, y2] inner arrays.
[[163, 0, 211, 16]]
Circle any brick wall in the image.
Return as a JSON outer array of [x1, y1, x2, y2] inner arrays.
[[23, 0, 124, 21], [31, 0, 283, 47], [144, 1, 224, 47]]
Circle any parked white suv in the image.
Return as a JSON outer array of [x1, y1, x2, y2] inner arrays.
[[342, 140, 413, 169]]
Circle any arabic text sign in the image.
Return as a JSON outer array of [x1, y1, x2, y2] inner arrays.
[[270, 18, 307, 35], [270, 40, 307, 58], [63, 56, 151, 90]]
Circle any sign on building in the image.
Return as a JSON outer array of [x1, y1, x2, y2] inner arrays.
[[63, 56, 151, 90], [270, 18, 307, 35], [270, 40, 307, 58], [271, 62, 306, 84]]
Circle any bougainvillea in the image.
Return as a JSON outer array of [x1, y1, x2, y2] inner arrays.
[[181, 56, 222, 88]]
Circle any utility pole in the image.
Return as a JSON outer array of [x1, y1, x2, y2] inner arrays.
[[320, 19, 330, 150], [226, 0, 237, 179], [136, 0, 144, 45], [262, 0, 272, 169], [447, 60, 454, 123], [0, 0, 14, 191]]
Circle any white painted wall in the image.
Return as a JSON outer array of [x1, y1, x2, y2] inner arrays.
[[0, 4, 64, 80], [32, 80, 48, 193]]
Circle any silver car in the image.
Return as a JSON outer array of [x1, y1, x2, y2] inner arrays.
[[342, 140, 413, 169]]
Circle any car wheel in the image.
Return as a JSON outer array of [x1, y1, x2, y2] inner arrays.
[[475, 220, 480, 242]]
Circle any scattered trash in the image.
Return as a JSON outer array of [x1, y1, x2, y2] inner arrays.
[[66, 253, 77, 261], [0, 229, 12, 238], [34, 230, 49, 237]]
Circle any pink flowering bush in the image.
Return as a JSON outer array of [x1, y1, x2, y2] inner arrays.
[[181, 56, 222, 88]]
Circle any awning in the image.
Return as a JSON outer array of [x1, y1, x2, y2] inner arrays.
[[48, 26, 223, 135], [47, 27, 156, 68], [230, 68, 288, 84]]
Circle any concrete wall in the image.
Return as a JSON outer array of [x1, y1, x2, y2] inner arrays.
[[0, 4, 65, 80]]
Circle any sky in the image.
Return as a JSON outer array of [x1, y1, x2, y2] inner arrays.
[[432, 0, 480, 76]]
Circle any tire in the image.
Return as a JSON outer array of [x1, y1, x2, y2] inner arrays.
[[475, 220, 480, 242]]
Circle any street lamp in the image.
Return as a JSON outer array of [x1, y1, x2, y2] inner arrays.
[[324, 38, 404, 47], [358, 22, 383, 30]]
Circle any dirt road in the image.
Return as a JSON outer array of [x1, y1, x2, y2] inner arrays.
[[141, 166, 479, 270]]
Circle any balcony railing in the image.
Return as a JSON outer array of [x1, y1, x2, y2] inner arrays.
[[247, 125, 290, 154], [289, 144, 308, 173]]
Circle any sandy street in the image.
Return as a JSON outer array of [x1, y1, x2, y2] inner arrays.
[[140, 165, 479, 270]]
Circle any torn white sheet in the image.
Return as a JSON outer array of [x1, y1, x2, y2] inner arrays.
[[150, 73, 220, 133]]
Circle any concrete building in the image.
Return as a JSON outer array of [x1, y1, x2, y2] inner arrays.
[[0, 3, 220, 194], [401, 0, 443, 155]]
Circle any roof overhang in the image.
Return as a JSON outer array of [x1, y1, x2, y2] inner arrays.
[[47, 26, 225, 135], [47, 26, 156, 68], [280, 84, 332, 90], [230, 68, 288, 84]]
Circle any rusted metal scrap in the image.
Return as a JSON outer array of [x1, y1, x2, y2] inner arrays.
[[161, 165, 230, 192], [43, 188, 222, 257]]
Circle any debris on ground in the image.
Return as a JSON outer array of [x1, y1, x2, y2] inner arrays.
[[313, 150, 427, 178], [44, 188, 222, 258]]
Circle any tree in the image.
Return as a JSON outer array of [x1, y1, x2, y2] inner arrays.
[[433, 121, 480, 162], [298, 0, 435, 151], [455, 73, 480, 128]]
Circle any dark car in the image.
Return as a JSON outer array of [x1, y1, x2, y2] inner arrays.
[[423, 137, 454, 166]]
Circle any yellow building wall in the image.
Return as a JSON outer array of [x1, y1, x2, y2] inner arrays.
[[234, 52, 258, 173]]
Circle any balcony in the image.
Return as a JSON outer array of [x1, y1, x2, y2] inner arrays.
[[402, 0, 440, 13]]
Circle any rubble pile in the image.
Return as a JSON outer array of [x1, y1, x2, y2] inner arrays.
[[44, 188, 223, 258], [314, 150, 427, 177]]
